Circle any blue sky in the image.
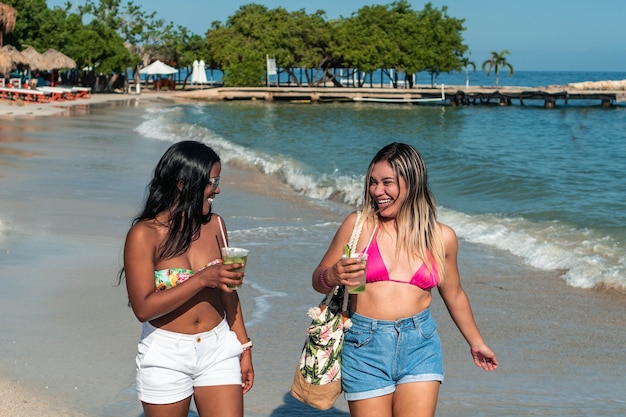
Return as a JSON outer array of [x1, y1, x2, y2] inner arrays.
[[48, 0, 626, 71]]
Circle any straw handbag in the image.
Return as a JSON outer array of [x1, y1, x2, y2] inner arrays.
[[290, 211, 363, 410]]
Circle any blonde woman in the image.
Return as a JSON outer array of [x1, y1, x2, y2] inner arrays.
[[313, 142, 497, 417]]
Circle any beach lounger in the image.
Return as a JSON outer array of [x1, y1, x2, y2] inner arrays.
[[0, 86, 51, 103], [70, 86, 92, 99], [38, 86, 77, 101]]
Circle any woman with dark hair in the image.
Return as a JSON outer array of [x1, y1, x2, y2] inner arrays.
[[120, 141, 253, 417], [313, 142, 497, 417]]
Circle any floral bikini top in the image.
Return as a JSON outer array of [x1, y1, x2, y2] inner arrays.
[[154, 258, 222, 291]]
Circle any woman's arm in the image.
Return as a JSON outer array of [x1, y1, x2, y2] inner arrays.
[[124, 223, 237, 322], [437, 224, 498, 371], [312, 212, 364, 294], [221, 290, 254, 393]]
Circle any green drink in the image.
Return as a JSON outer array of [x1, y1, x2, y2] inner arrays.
[[221, 247, 249, 290], [342, 253, 368, 294]]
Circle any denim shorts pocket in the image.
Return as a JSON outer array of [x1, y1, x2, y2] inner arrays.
[[345, 328, 372, 348], [418, 316, 438, 339]]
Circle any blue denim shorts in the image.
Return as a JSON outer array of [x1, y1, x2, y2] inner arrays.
[[341, 308, 444, 401]]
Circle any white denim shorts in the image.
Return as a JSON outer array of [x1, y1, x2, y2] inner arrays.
[[136, 319, 243, 404]]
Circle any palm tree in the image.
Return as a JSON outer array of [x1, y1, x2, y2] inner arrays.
[[460, 55, 476, 87], [0, 2, 17, 47], [482, 50, 514, 87]]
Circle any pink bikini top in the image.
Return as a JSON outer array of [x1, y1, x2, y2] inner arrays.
[[365, 228, 439, 290]]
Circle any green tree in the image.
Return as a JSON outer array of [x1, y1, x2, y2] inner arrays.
[[415, 2, 467, 87], [332, 4, 396, 86], [482, 49, 513, 87], [6, 0, 474, 89], [82, 0, 157, 91], [5, 0, 199, 91], [2, 0, 51, 49], [207, 4, 285, 86], [390, 1, 424, 87], [164, 27, 210, 88], [332, 1, 467, 88], [271, 9, 332, 87]]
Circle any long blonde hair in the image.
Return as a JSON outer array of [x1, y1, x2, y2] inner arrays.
[[361, 143, 446, 282]]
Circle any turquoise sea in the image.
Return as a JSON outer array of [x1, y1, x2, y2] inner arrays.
[[149, 72, 626, 292], [0, 71, 625, 417]]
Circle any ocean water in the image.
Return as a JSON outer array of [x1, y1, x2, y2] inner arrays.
[[136, 93, 626, 293], [0, 72, 625, 417]]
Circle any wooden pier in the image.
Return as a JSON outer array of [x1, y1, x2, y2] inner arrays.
[[175, 86, 626, 108], [447, 88, 621, 108]]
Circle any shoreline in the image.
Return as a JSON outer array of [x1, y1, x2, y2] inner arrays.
[[4, 76, 626, 119], [0, 90, 178, 118], [0, 93, 126, 118]]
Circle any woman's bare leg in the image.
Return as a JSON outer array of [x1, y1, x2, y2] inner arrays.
[[142, 396, 192, 417], [193, 384, 243, 417], [348, 381, 440, 417], [348, 393, 393, 417], [393, 381, 440, 417]]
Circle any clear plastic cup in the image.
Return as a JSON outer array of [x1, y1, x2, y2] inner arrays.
[[221, 247, 249, 290], [342, 253, 368, 294]]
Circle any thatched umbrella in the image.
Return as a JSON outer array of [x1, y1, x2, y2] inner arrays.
[[0, 44, 27, 75], [0, 2, 17, 47], [21, 46, 47, 71], [42, 48, 76, 86], [42, 48, 76, 70]]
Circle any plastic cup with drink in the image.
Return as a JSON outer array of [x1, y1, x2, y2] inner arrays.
[[221, 247, 249, 290], [342, 244, 368, 294], [218, 217, 248, 290]]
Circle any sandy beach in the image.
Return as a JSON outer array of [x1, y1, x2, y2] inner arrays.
[[1, 91, 165, 417], [0, 378, 91, 417], [1, 91, 625, 417], [0, 93, 121, 118], [0, 90, 183, 119]]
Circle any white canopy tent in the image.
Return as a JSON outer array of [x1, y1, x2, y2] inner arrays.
[[139, 60, 178, 75], [138, 60, 177, 94]]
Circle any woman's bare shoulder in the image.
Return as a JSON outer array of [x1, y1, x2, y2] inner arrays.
[[438, 222, 456, 236], [127, 219, 162, 243], [438, 222, 458, 248]]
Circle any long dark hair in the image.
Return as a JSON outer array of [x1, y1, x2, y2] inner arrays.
[[136, 140, 220, 259], [117, 141, 221, 287]]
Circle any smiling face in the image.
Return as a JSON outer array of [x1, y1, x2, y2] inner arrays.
[[202, 161, 221, 215], [369, 160, 407, 219]]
